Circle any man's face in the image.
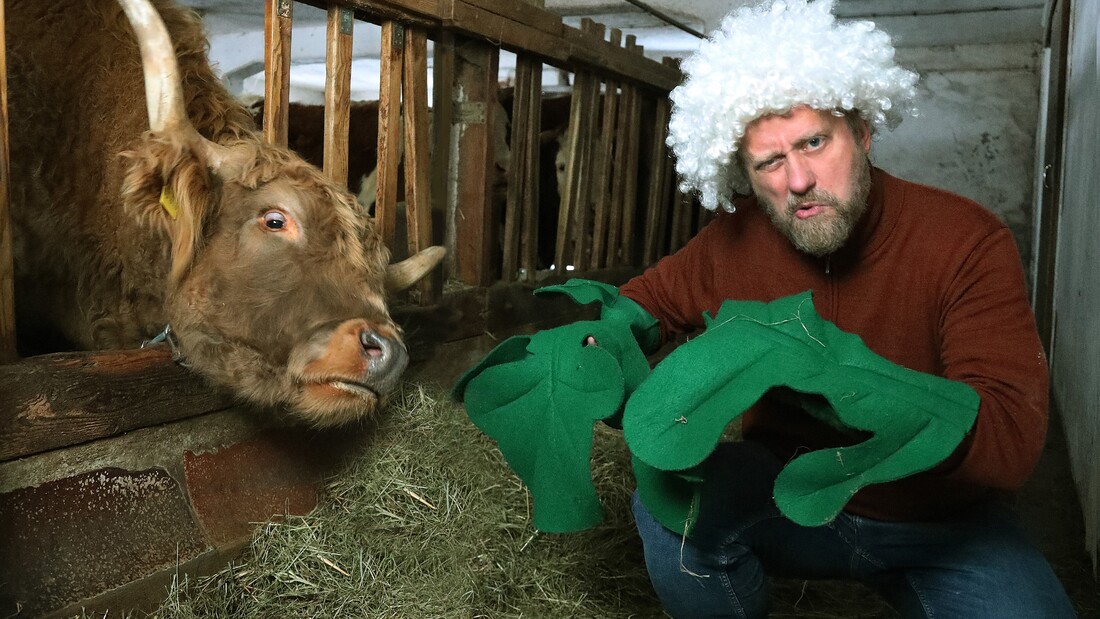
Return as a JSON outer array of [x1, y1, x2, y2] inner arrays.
[[741, 106, 873, 257]]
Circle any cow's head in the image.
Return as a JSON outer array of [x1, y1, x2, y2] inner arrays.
[[116, 0, 442, 425]]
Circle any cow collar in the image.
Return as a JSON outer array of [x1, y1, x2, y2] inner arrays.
[[141, 323, 190, 367]]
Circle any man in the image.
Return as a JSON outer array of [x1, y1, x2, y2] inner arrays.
[[617, 1, 1076, 617]]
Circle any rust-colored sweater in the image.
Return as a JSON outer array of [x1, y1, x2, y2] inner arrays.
[[620, 168, 1048, 521]]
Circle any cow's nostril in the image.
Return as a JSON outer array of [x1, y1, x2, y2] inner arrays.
[[359, 329, 385, 359]]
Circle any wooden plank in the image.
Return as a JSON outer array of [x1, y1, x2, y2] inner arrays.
[[590, 28, 622, 270], [376, 21, 404, 251], [301, 0, 441, 26], [570, 68, 601, 271], [300, 0, 680, 93], [0, 0, 16, 364], [0, 349, 235, 462], [569, 20, 605, 272], [501, 57, 532, 281], [458, 0, 563, 36], [402, 27, 436, 304], [263, 0, 293, 147], [323, 6, 354, 186], [446, 0, 569, 65], [642, 94, 671, 264], [430, 31, 456, 281], [452, 39, 500, 286], [553, 70, 587, 272], [617, 77, 643, 266], [518, 55, 542, 282]]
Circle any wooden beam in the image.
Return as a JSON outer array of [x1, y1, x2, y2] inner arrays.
[[300, 0, 681, 93], [263, 0, 293, 147], [452, 39, 500, 286], [458, 0, 563, 36], [323, 6, 354, 186], [376, 21, 404, 252], [0, 0, 16, 364], [590, 28, 622, 270], [0, 349, 234, 463], [402, 27, 436, 304]]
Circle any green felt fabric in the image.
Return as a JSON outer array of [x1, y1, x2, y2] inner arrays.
[[452, 280, 654, 532], [454, 282, 979, 534], [623, 291, 979, 527]]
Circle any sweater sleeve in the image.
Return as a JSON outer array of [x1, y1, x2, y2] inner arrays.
[[619, 217, 726, 346], [937, 227, 1049, 493]]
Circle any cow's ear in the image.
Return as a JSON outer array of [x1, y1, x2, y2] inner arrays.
[[120, 135, 215, 285]]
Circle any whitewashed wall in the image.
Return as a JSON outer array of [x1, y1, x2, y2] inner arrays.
[[871, 43, 1042, 272], [1049, 0, 1100, 566]]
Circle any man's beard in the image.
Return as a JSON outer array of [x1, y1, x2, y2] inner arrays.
[[758, 154, 872, 257]]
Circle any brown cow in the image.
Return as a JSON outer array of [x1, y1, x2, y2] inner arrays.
[[7, 0, 443, 425]]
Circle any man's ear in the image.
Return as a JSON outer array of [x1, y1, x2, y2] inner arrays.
[[858, 119, 872, 153], [120, 135, 215, 285]]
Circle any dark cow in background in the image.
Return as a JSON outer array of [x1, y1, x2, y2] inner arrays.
[[7, 0, 442, 425], [247, 97, 512, 211]]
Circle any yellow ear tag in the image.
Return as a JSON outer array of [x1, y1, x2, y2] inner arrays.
[[160, 186, 180, 220]]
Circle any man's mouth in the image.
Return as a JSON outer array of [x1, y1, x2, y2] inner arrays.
[[793, 202, 827, 220]]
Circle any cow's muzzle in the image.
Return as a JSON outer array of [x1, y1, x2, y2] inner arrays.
[[291, 318, 410, 414]]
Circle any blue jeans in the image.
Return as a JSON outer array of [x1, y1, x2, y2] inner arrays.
[[632, 441, 1076, 618]]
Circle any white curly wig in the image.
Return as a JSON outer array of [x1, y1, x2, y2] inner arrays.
[[668, 0, 919, 212]]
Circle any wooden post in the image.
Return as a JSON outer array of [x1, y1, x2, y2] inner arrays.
[[402, 27, 436, 303], [591, 28, 622, 270], [323, 6, 354, 186], [376, 21, 404, 252], [501, 56, 533, 282], [617, 37, 645, 267], [263, 0, 293, 147], [452, 38, 500, 286], [0, 0, 16, 363], [518, 57, 543, 283], [643, 93, 671, 264], [431, 32, 455, 280]]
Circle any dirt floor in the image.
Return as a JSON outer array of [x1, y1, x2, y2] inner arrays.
[[1017, 408, 1099, 617]]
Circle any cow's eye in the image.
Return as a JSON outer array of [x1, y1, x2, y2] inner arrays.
[[257, 208, 302, 242], [262, 210, 287, 230]]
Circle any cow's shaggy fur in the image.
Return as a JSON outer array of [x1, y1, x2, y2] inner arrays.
[[7, 0, 411, 424]]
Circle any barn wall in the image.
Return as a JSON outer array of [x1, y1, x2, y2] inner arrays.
[[872, 41, 1042, 271], [1049, 0, 1100, 566]]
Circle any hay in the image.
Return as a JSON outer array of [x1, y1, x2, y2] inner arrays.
[[154, 383, 664, 619], [73, 381, 1095, 619]]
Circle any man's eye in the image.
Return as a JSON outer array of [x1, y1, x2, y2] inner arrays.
[[806, 136, 825, 149], [757, 158, 782, 171]]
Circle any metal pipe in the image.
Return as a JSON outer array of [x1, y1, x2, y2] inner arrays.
[[621, 0, 705, 39]]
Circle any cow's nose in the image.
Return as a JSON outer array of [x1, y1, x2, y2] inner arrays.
[[358, 326, 409, 389], [360, 328, 386, 359]]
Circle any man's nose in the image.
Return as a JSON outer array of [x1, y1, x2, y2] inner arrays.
[[786, 155, 816, 194]]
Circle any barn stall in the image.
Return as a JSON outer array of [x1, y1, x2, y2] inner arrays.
[[1, 0, 1098, 617], [0, 0, 696, 616]]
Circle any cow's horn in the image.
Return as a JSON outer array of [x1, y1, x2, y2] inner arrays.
[[386, 246, 446, 292], [116, 0, 234, 170]]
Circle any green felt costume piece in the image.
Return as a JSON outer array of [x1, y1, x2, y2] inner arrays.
[[452, 280, 655, 532], [623, 291, 979, 528], [454, 282, 979, 534]]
